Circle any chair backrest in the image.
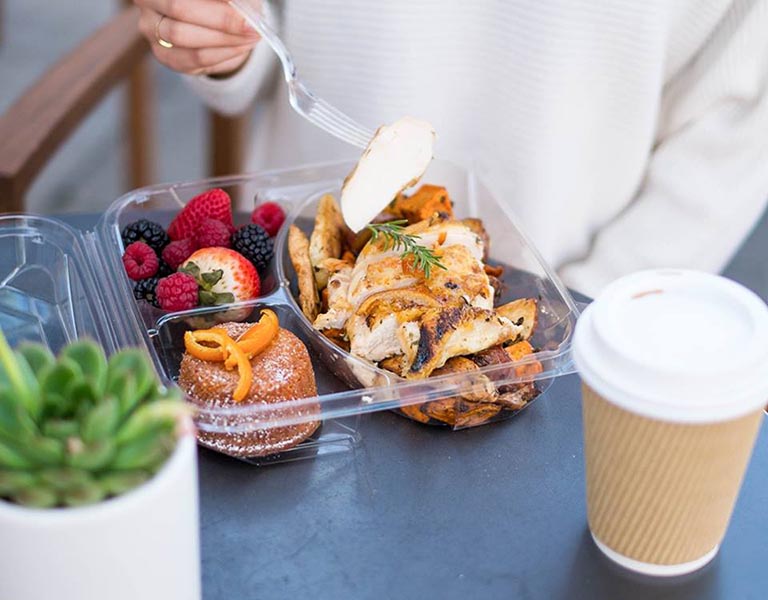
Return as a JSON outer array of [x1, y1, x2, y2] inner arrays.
[[0, 6, 249, 213]]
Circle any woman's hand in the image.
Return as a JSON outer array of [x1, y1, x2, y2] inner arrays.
[[135, 0, 261, 77]]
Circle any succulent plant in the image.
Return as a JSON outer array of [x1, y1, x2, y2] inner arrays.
[[0, 330, 190, 509]]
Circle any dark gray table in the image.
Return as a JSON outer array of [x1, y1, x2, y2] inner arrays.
[[62, 212, 768, 600]]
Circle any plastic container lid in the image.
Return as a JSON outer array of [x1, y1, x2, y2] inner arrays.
[[573, 269, 768, 424]]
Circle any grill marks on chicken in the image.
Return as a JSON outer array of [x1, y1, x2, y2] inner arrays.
[[406, 305, 522, 378]]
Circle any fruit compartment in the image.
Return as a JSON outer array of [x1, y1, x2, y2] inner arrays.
[[275, 160, 579, 430], [108, 181, 289, 332], [0, 216, 117, 354]]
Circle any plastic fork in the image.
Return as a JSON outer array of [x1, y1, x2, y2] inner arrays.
[[229, 0, 375, 149]]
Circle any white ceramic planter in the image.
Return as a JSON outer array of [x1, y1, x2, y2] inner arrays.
[[0, 434, 201, 600]]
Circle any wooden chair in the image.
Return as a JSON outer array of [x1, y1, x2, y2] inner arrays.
[[0, 5, 248, 213]]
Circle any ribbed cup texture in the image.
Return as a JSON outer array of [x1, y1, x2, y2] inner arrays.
[[582, 385, 763, 566]]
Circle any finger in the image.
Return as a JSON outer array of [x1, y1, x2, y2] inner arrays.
[[152, 43, 256, 74], [190, 52, 251, 77], [135, 0, 259, 37], [140, 8, 259, 48]]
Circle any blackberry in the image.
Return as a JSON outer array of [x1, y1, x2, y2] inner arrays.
[[231, 224, 274, 272], [133, 277, 161, 308], [121, 220, 170, 253], [157, 260, 174, 278]]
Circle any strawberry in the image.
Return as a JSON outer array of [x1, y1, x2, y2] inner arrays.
[[180, 248, 260, 306], [167, 189, 234, 241]]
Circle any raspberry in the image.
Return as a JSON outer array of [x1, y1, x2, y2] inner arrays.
[[251, 202, 286, 237], [122, 242, 159, 281], [231, 224, 274, 272], [194, 218, 231, 249], [167, 189, 233, 241], [156, 273, 199, 312], [162, 238, 197, 270]]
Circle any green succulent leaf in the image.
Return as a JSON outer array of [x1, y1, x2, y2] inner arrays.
[[0, 470, 37, 494], [38, 467, 93, 492], [61, 481, 106, 507], [66, 379, 98, 406], [108, 350, 155, 404], [112, 430, 172, 471], [0, 386, 39, 440], [17, 343, 55, 378], [20, 436, 65, 467], [99, 470, 150, 496], [81, 396, 122, 443], [116, 400, 185, 444], [107, 372, 139, 419], [59, 341, 108, 397], [42, 419, 81, 440], [42, 392, 76, 420], [40, 358, 83, 403], [13, 484, 59, 509], [68, 438, 116, 471], [0, 438, 33, 469], [0, 332, 42, 421]]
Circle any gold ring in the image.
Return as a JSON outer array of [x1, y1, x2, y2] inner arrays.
[[155, 15, 174, 49]]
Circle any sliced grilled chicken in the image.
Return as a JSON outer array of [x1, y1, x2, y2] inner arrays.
[[405, 305, 524, 379], [347, 289, 439, 362], [313, 259, 354, 331], [496, 298, 538, 341]]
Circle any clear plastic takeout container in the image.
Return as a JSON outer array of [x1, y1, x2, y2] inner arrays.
[[0, 160, 579, 465]]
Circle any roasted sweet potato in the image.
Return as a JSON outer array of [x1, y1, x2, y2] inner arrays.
[[386, 185, 454, 224], [422, 399, 458, 425], [321, 328, 350, 352], [505, 340, 544, 379], [399, 404, 431, 424], [455, 401, 502, 428]]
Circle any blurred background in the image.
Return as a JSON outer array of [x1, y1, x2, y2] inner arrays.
[[0, 0, 213, 214], [0, 0, 765, 298]]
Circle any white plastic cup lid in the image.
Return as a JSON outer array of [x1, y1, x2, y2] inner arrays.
[[573, 269, 768, 424]]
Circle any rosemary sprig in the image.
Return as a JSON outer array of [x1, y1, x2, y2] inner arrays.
[[366, 220, 447, 279]]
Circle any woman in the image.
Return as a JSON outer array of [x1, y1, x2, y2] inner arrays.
[[134, 0, 768, 296]]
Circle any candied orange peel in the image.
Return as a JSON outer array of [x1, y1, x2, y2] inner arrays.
[[183, 309, 280, 402]]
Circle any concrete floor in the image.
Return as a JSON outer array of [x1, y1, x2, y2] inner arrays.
[[2, 0, 767, 299]]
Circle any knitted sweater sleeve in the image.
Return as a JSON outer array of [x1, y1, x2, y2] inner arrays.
[[559, 0, 768, 296]]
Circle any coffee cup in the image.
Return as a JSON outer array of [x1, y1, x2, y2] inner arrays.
[[573, 269, 768, 576]]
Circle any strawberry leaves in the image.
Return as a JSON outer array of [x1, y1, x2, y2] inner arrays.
[[179, 262, 235, 307]]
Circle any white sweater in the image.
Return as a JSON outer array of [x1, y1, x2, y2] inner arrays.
[[187, 0, 768, 296]]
